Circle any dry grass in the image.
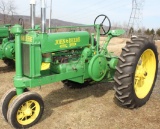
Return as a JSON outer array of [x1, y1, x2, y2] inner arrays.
[[0, 38, 160, 129]]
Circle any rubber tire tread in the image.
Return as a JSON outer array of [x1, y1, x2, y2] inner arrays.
[[0, 88, 16, 121], [114, 37, 158, 108], [7, 92, 44, 128], [0, 88, 29, 122]]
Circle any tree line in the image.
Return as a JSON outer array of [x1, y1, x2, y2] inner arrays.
[[0, 0, 16, 24], [128, 27, 160, 39]]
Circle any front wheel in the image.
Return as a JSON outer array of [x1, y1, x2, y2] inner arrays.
[[0, 88, 29, 121], [0, 88, 16, 121], [114, 37, 158, 108], [7, 92, 44, 128]]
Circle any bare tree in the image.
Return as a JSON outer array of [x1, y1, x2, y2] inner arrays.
[[0, 0, 6, 23], [0, 0, 16, 24]]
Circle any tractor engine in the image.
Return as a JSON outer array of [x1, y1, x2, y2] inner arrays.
[[21, 30, 93, 83]]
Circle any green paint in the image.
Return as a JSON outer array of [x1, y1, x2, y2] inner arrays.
[[11, 25, 23, 78], [88, 54, 108, 81], [10, 23, 125, 95], [0, 26, 9, 38], [0, 25, 15, 60], [41, 31, 90, 53]]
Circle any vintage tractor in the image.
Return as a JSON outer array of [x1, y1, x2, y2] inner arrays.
[[0, 0, 158, 128], [0, 19, 24, 67], [0, 24, 15, 66]]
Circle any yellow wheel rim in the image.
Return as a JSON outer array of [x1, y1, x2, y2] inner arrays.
[[41, 63, 50, 70], [16, 100, 40, 125], [134, 49, 156, 99]]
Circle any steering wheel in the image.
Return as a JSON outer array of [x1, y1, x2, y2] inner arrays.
[[18, 18, 24, 28], [94, 14, 111, 35]]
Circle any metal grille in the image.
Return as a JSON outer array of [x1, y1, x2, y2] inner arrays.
[[22, 44, 30, 76]]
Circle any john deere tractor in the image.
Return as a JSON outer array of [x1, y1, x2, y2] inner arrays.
[[0, 0, 158, 128], [0, 18, 24, 67], [0, 24, 15, 66]]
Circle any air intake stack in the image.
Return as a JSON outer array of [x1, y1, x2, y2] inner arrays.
[[41, 0, 46, 33], [30, 0, 36, 29]]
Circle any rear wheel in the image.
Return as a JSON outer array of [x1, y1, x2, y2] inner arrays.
[[114, 37, 158, 108], [7, 92, 44, 128]]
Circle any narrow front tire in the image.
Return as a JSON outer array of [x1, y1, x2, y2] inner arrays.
[[7, 92, 44, 128]]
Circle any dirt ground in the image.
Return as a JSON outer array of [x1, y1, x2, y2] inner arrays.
[[0, 38, 160, 129]]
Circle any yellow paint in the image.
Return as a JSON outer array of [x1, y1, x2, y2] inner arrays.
[[134, 49, 156, 99], [69, 43, 76, 47], [26, 35, 33, 42], [21, 35, 33, 43], [60, 44, 68, 48], [41, 63, 50, 70], [16, 100, 40, 125], [55, 37, 80, 48]]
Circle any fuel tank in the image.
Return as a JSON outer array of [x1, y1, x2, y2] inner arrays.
[[41, 31, 90, 53]]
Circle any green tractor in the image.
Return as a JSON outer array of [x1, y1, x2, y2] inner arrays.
[[0, 18, 24, 67], [0, 0, 158, 128], [0, 24, 15, 66]]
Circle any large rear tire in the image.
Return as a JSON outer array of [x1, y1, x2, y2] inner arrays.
[[114, 37, 158, 108]]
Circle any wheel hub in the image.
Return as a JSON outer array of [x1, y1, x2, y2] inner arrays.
[[136, 66, 147, 78], [134, 49, 156, 99], [24, 108, 32, 116]]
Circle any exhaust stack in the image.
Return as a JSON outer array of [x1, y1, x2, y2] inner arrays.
[[41, 0, 46, 33], [30, 0, 36, 29]]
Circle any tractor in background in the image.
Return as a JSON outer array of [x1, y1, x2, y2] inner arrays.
[[0, 24, 15, 66], [0, 18, 24, 67], [0, 0, 158, 128]]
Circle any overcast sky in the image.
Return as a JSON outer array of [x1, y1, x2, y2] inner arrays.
[[14, 0, 160, 29]]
